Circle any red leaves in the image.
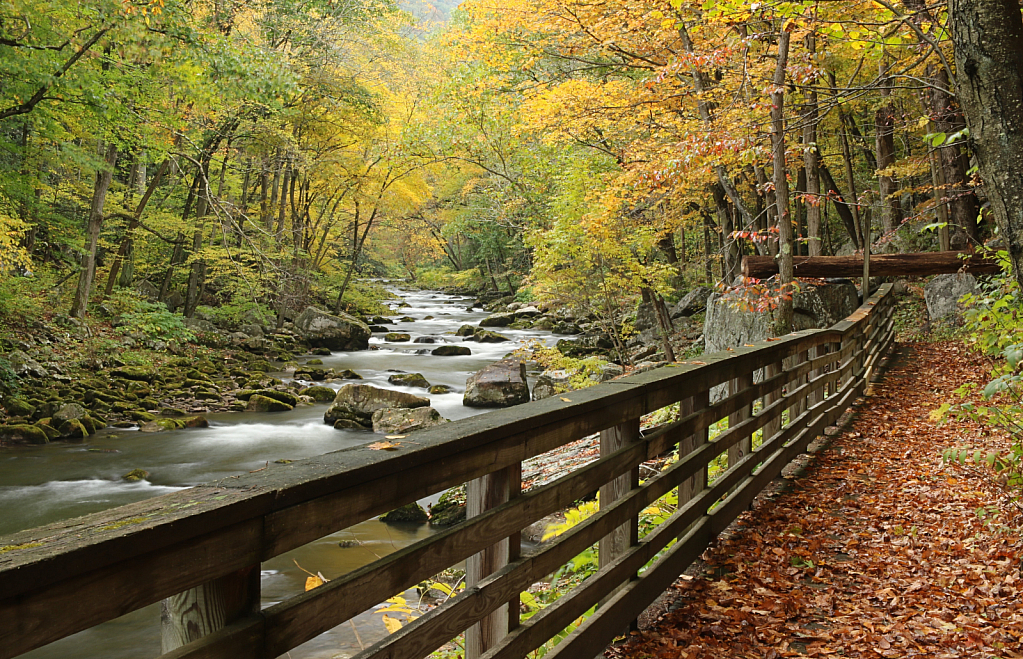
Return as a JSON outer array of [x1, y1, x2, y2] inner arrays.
[[611, 342, 1023, 659]]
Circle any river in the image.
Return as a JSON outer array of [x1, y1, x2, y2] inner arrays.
[[0, 286, 560, 659]]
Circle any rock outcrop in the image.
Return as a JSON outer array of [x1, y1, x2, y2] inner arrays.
[[371, 406, 447, 434], [293, 307, 371, 351], [925, 273, 978, 323]]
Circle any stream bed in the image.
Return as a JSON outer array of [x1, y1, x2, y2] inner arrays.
[[1, 286, 562, 659]]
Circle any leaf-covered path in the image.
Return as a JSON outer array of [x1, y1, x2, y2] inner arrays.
[[613, 342, 1023, 658]]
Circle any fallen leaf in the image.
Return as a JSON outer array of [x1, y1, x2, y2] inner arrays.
[[560, 397, 572, 402], [368, 441, 400, 451], [305, 575, 324, 591]]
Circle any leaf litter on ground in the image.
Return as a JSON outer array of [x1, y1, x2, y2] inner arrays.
[[610, 341, 1022, 659]]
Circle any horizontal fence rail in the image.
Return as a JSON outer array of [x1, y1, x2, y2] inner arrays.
[[0, 284, 896, 659]]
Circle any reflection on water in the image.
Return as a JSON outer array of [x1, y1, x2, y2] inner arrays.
[[5, 286, 559, 659]]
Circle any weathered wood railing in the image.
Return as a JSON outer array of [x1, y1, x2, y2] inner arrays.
[[0, 284, 896, 659]]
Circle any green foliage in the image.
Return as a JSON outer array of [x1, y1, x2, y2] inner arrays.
[[195, 300, 275, 331], [939, 266, 1023, 528], [116, 300, 195, 342], [0, 355, 20, 394]]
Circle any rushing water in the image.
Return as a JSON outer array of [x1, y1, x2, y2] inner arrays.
[[1, 286, 559, 659]]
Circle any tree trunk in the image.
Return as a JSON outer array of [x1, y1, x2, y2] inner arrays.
[[712, 184, 737, 282], [929, 64, 981, 247], [818, 155, 861, 250], [804, 37, 822, 256], [104, 158, 171, 297], [70, 142, 118, 318], [875, 63, 902, 250], [742, 251, 1000, 278], [771, 30, 793, 335]]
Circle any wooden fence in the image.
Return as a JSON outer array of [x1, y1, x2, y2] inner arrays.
[[0, 284, 896, 659]]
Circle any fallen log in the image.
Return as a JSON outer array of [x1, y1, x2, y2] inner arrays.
[[742, 251, 1001, 279]]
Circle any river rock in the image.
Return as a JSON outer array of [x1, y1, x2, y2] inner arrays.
[[336, 369, 363, 380], [428, 384, 454, 394], [369, 325, 390, 333], [671, 286, 714, 318], [385, 333, 411, 342], [58, 418, 89, 438], [467, 329, 509, 343], [925, 273, 978, 323], [324, 384, 429, 427], [3, 397, 36, 418], [479, 312, 516, 327], [514, 306, 541, 318], [110, 366, 155, 383], [300, 385, 337, 402], [139, 419, 181, 432], [53, 402, 88, 424], [380, 502, 429, 524], [532, 369, 574, 400], [6, 350, 48, 378], [432, 345, 471, 356], [464, 359, 530, 407], [293, 307, 371, 351], [413, 336, 437, 343], [0, 424, 49, 445], [246, 394, 294, 412], [371, 406, 447, 434], [123, 469, 150, 482], [388, 373, 431, 389], [184, 317, 218, 334], [455, 324, 477, 337]]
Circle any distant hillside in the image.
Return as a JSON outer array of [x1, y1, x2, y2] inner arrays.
[[399, 0, 462, 23]]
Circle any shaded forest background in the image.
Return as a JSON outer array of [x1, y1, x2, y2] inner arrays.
[[0, 0, 1013, 335]]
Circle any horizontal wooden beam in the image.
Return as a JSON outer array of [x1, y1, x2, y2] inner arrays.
[[742, 251, 1000, 279]]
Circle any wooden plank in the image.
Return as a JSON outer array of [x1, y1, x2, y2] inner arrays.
[[466, 465, 515, 659], [598, 418, 641, 611], [161, 565, 260, 653], [727, 372, 753, 468], [0, 519, 262, 659]]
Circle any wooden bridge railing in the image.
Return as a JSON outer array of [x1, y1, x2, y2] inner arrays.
[[0, 284, 896, 659]]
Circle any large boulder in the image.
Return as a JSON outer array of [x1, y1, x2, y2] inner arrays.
[[703, 281, 859, 354], [479, 312, 516, 327], [0, 424, 49, 445], [634, 301, 658, 332], [371, 406, 447, 434], [556, 335, 612, 358], [925, 273, 978, 323], [388, 373, 431, 389], [671, 286, 714, 318], [432, 345, 471, 356], [293, 307, 371, 351], [324, 384, 429, 427], [464, 359, 530, 408]]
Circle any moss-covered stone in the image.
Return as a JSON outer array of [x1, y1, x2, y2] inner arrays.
[[181, 415, 209, 428], [58, 418, 89, 439], [3, 398, 36, 417], [128, 410, 157, 422], [429, 489, 467, 527], [428, 384, 454, 394], [300, 385, 337, 402], [139, 419, 183, 432], [246, 394, 293, 412], [337, 369, 363, 380], [384, 333, 411, 342], [122, 469, 150, 482], [387, 373, 430, 388], [333, 418, 369, 430], [380, 502, 429, 524], [253, 390, 299, 406], [109, 367, 155, 382], [431, 345, 471, 356], [0, 424, 49, 445]]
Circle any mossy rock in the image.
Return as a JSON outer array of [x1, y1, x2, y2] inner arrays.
[[431, 345, 471, 356], [249, 359, 273, 372], [380, 502, 429, 524], [182, 415, 209, 428], [474, 330, 510, 343], [234, 389, 259, 401], [36, 423, 60, 441], [0, 424, 49, 445], [109, 367, 155, 383], [111, 421, 137, 428], [139, 418, 183, 432], [384, 333, 411, 342], [246, 394, 294, 412], [387, 373, 430, 389], [58, 418, 89, 439], [369, 325, 390, 332], [305, 358, 324, 365], [428, 384, 454, 394], [185, 378, 217, 388], [229, 401, 247, 412], [398, 316, 416, 322], [4, 398, 36, 417], [111, 401, 136, 413], [311, 347, 332, 356], [129, 410, 157, 422], [337, 369, 363, 380], [80, 416, 102, 435], [123, 469, 150, 482], [194, 391, 222, 401], [429, 498, 467, 527], [300, 386, 337, 402], [253, 390, 299, 406]]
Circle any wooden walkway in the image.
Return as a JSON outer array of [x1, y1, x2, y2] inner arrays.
[[0, 285, 895, 659]]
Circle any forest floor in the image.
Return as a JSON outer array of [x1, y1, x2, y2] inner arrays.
[[610, 340, 1023, 658]]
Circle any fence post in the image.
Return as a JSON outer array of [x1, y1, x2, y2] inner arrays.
[[598, 418, 642, 607], [161, 565, 259, 653], [727, 372, 752, 467], [678, 392, 709, 525], [465, 463, 519, 658], [761, 360, 783, 442]]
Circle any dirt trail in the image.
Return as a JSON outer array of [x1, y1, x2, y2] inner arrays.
[[613, 342, 1022, 658]]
